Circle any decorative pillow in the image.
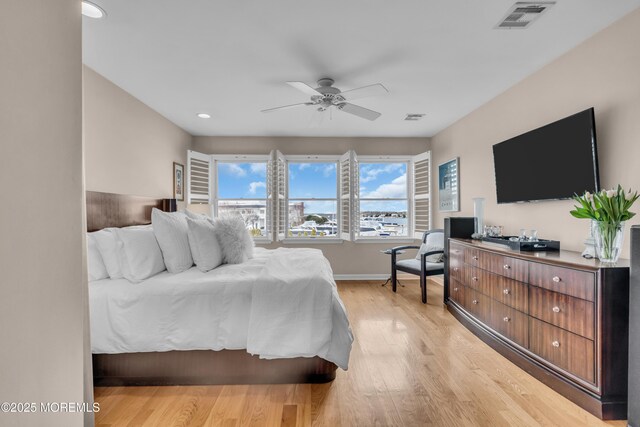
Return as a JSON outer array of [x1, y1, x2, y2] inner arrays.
[[87, 232, 109, 281], [113, 227, 166, 283], [213, 215, 254, 264], [151, 208, 193, 273], [186, 217, 223, 272], [183, 209, 212, 222], [416, 232, 445, 263], [93, 229, 124, 279]]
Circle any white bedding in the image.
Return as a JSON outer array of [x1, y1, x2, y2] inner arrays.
[[89, 247, 353, 370]]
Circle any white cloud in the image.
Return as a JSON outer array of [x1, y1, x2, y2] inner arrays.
[[361, 173, 407, 198], [359, 163, 404, 183], [321, 164, 335, 177], [250, 163, 266, 176], [298, 163, 310, 171], [219, 163, 246, 177], [248, 181, 266, 195]]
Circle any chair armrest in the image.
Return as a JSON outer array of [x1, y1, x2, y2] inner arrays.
[[390, 245, 420, 254], [420, 250, 445, 272]]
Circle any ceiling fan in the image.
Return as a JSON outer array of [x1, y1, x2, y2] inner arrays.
[[261, 78, 388, 121]]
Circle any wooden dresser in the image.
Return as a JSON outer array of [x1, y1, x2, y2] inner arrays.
[[445, 238, 629, 420]]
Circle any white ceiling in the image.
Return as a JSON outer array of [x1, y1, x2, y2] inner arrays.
[[82, 1, 640, 137]]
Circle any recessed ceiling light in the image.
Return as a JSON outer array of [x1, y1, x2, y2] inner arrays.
[[82, 1, 106, 19], [197, 113, 211, 119]]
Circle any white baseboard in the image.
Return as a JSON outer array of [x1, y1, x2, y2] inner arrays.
[[333, 274, 388, 281]]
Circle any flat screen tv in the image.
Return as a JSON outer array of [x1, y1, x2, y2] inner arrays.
[[493, 108, 599, 204]]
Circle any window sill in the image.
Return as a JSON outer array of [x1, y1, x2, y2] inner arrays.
[[354, 238, 417, 244], [281, 238, 344, 245], [252, 237, 273, 244]]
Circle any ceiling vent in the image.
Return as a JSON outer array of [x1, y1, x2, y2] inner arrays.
[[404, 114, 426, 121], [495, 2, 555, 29]]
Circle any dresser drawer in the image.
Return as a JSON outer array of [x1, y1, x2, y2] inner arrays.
[[464, 266, 492, 296], [464, 246, 482, 267], [490, 274, 528, 312], [529, 318, 595, 383], [464, 289, 491, 324], [449, 241, 466, 265], [483, 253, 529, 282], [449, 279, 465, 306], [449, 255, 463, 282], [529, 263, 595, 302], [490, 299, 528, 348], [529, 287, 595, 340]]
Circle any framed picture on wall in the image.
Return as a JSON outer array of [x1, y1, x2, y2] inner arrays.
[[438, 157, 459, 212], [173, 162, 184, 201]]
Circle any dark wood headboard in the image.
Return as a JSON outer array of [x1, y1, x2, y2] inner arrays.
[[86, 191, 175, 232]]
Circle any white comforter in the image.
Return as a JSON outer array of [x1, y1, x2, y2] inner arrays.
[[89, 247, 353, 370]]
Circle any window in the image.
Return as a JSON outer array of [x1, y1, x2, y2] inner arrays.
[[287, 160, 339, 238], [187, 150, 430, 242], [216, 161, 269, 237], [358, 162, 409, 237]]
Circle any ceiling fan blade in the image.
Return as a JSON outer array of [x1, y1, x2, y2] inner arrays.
[[338, 103, 382, 121], [339, 83, 388, 101], [286, 81, 322, 96], [261, 102, 314, 113]]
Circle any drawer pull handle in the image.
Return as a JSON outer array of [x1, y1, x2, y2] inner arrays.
[[472, 299, 479, 305], [472, 276, 478, 282], [472, 256, 479, 261], [552, 341, 560, 348], [503, 317, 510, 322], [503, 264, 511, 270], [552, 276, 561, 283], [453, 267, 459, 272], [453, 287, 458, 292], [552, 306, 561, 313], [503, 289, 510, 295]]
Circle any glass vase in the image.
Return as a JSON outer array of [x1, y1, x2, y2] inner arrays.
[[591, 220, 625, 263]]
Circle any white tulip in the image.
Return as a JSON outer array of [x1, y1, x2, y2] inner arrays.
[[585, 191, 592, 201], [606, 189, 616, 198]]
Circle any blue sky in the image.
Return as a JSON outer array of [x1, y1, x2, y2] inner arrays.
[[359, 163, 407, 212], [217, 162, 267, 198]]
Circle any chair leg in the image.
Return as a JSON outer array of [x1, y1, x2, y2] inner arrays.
[[391, 268, 397, 292], [421, 275, 427, 304]]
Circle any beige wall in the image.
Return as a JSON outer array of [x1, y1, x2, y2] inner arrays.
[[0, 1, 86, 426], [192, 136, 430, 275], [431, 8, 640, 259], [84, 66, 191, 207]]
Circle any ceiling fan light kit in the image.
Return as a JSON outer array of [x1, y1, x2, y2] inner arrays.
[[262, 78, 388, 121]]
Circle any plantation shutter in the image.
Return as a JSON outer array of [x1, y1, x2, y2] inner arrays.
[[351, 151, 359, 240], [273, 150, 287, 241], [187, 150, 213, 205], [340, 151, 358, 241], [266, 151, 275, 242], [411, 151, 431, 239]]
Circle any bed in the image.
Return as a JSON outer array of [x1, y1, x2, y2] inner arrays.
[[88, 191, 352, 386]]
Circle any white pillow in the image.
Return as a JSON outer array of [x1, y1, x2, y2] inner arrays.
[[416, 232, 445, 263], [87, 232, 109, 281], [113, 227, 166, 283], [183, 209, 211, 222], [93, 229, 123, 279], [213, 215, 254, 264], [152, 208, 193, 273], [186, 217, 223, 272]]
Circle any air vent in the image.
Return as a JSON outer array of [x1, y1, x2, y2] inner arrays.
[[495, 2, 555, 29], [405, 114, 426, 121]]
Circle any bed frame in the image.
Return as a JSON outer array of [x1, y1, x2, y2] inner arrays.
[[87, 191, 337, 386]]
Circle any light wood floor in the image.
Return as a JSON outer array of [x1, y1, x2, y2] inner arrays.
[[94, 278, 627, 427]]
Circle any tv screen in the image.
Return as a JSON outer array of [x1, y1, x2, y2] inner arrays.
[[493, 108, 599, 204]]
